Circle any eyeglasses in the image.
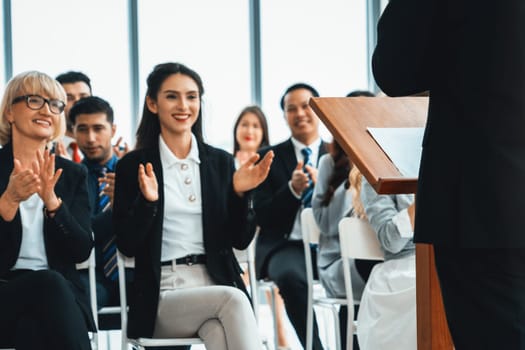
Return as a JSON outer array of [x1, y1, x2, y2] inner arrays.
[[12, 94, 66, 115]]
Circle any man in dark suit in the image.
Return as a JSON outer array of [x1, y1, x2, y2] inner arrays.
[[255, 83, 327, 350], [70, 96, 122, 309], [373, 1, 525, 348]]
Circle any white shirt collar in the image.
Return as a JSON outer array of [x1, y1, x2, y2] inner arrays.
[[159, 133, 201, 169], [290, 136, 322, 153]]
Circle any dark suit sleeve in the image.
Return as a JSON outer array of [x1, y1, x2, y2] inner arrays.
[[45, 164, 94, 263], [225, 158, 256, 250], [254, 148, 302, 232], [372, 0, 433, 96], [113, 153, 158, 257]]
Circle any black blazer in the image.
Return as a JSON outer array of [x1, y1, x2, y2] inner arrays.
[[373, 0, 525, 248], [254, 139, 327, 278], [113, 141, 255, 339], [0, 143, 96, 331]]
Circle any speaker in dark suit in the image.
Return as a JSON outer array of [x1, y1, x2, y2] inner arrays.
[[373, 1, 525, 348]]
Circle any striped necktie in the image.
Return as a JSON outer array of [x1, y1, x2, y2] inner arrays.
[[98, 167, 110, 213], [98, 167, 118, 280], [301, 147, 314, 208]]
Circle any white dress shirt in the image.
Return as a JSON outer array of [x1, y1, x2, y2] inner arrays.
[[13, 193, 48, 270], [288, 137, 322, 241], [159, 133, 205, 261]]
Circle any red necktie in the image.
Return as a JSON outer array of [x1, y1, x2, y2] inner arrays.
[[70, 142, 81, 163]]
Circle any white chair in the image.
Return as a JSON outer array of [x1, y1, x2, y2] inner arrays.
[[338, 217, 384, 350], [116, 251, 203, 350], [236, 228, 280, 349], [76, 245, 102, 349], [302, 208, 347, 350], [234, 234, 271, 350]]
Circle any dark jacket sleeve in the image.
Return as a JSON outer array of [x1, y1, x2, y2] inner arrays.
[[225, 157, 256, 251], [113, 152, 158, 257], [254, 146, 301, 232], [372, 0, 434, 96], [44, 163, 93, 263]]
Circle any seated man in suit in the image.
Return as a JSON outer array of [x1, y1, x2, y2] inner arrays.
[[70, 96, 123, 309], [255, 83, 326, 350]]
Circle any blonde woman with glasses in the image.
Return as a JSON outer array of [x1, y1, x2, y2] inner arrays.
[[0, 71, 95, 349]]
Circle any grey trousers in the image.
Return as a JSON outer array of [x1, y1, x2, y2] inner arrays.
[[153, 264, 262, 350]]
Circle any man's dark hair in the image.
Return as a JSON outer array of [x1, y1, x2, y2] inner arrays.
[[346, 90, 375, 97], [69, 96, 114, 125], [279, 83, 319, 110], [56, 71, 92, 93]]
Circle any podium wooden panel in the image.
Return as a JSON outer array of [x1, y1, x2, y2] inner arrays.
[[310, 97, 453, 350]]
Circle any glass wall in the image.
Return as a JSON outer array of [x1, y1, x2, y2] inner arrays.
[[6, 0, 370, 150], [261, 0, 368, 144], [11, 0, 132, 144], [138, 0, 251, 151]]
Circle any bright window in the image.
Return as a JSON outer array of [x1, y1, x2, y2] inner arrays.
[[11, 0, 132, 144], [260, 0, 368, 144], [138, 0, 251, 152]]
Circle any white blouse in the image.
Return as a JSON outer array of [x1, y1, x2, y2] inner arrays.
[[159, 133, 204, 261], [13, 193, 48, 270]]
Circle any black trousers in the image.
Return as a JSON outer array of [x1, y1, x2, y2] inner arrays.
[[0, 269, 91, 350], [434, 247, 525, 350], [267, 241, 324, 350]]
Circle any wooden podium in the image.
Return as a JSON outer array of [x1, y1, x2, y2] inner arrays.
[[310, 97, 453, 350]]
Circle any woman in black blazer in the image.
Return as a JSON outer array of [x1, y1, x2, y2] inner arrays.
[[113, 62, 273, 349], [0, 71, 95, 349]]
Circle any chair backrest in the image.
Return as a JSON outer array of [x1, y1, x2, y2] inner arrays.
[[338, 216, 384, 306], [338, 217, 384, 261], [233, 230, 261, 323], [301, 208, 322, 350]]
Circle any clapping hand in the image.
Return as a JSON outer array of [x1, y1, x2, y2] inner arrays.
[[35, 149, 62, 211], [113, 137, 130, 159], [99, 172, 116, 208], [233, 151, 274, 195], [5, 159, 40, 203], [138, 162, 158, 202]]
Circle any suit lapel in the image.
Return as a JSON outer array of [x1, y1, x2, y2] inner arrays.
[[281, 139, 297, 174]]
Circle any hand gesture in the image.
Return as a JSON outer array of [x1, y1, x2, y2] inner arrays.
[[138, 162, 158, 202], [113, 137, 130, 159], [54, 140, 71, 160], [233, 151, 274, 194], [290, 161, 311, 195], [4, 159, 40, 203], [35, 150, 62, 210], [99, 172, 116, 209]]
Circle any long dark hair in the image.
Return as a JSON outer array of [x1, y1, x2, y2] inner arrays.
[[321, 90, 375, 206], [232, 105, 270, 154], [135, 62, 204, 149], [320, 140, 351, 206]]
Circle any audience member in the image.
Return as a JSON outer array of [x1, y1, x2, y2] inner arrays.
[[112, 62, 273, 349], [55, 71, 92, 162], [233, 105, 291, 349], [254, 83, 326, 350], [350, 167, 416, 350], [69, 96, 125, 310], [0, 71, 95, 349]]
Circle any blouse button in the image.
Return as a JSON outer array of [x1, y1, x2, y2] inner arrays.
[[181, 164, 189, 171], [184, 177, 192, 185], [188, 194, 196, 202]]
